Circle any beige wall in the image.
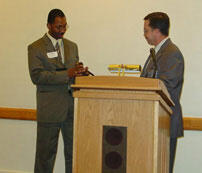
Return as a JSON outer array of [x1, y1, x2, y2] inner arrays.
[[0, 0, 202, 172]]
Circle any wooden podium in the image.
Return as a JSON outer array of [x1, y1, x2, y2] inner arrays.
[[72, 76, 174, 173]]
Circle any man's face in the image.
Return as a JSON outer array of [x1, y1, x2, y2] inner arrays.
[[144, 20, 158, 46], [47, 16, 67, 39]]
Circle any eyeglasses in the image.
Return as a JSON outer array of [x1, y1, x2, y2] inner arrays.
[[55, 23, 69, 31]]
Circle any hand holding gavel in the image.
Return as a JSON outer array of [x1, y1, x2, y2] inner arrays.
[[67, 62, 91, 78]]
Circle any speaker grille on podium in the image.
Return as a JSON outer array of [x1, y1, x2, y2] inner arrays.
[[102, 126, 127, 173]]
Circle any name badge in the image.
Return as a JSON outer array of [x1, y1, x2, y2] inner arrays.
[[47, 51, 58, 58]]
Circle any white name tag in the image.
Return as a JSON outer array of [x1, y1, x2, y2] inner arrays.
[[47, 51, 58, 58]]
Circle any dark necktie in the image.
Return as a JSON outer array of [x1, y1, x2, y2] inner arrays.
[[55, 42, 63, 63], [141, 49, 157, 78]]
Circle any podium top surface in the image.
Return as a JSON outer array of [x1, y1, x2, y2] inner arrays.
[[72, 76, 174, 106]]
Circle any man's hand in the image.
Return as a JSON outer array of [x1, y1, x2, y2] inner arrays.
[[67, 62, 89, 78]]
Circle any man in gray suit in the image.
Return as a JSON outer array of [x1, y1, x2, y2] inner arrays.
[[28, 9, 88, 173], [141, 12, 184, 173]]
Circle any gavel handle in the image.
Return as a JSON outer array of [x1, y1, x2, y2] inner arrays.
[[76, 62, 95, 76], [87, 70, 95, 76]]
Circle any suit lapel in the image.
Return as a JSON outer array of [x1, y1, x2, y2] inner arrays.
[[42, 34, 65, 68], [43, 34, 55, 52], [63, 39, 71, 68], [141, 55, 151, 77], [63, 39, 78, 69]]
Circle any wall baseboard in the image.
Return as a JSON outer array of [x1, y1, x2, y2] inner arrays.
[[0, 107, 202, 131]]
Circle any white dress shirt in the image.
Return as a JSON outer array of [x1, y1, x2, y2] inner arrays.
[[47, 32, 65, 63]]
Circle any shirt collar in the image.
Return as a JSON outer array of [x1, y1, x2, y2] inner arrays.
[[46, 32, 62, 48], [154, 37, 169, 54]]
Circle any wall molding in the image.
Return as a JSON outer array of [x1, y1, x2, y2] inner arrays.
[[0, 107, 202, 131], [0, 170, 31, 173], [0, 107, 36, 121], [183, 117, 202, 131]]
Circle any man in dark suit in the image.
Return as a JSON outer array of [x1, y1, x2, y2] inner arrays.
[[141, 12, 184, 173], [28, 9, 88, 173]]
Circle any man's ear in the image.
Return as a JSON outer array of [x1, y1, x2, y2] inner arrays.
[[47, 23, 51, 30], [154, 28, 161, 35]]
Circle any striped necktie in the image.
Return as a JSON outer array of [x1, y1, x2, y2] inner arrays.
[[55, 42, 63, 63]]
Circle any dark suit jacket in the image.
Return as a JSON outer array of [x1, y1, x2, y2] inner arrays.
[[28, 34, 79, 122], [141, 38, 184, 138]]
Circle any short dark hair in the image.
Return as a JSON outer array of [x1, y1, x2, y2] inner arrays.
[[144, 12, 170, 36], [47, 9, 65, 24]]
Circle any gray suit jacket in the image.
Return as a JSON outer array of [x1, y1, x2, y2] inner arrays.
[[141, 38, 184, 138], [28, 34, 79, 122]]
